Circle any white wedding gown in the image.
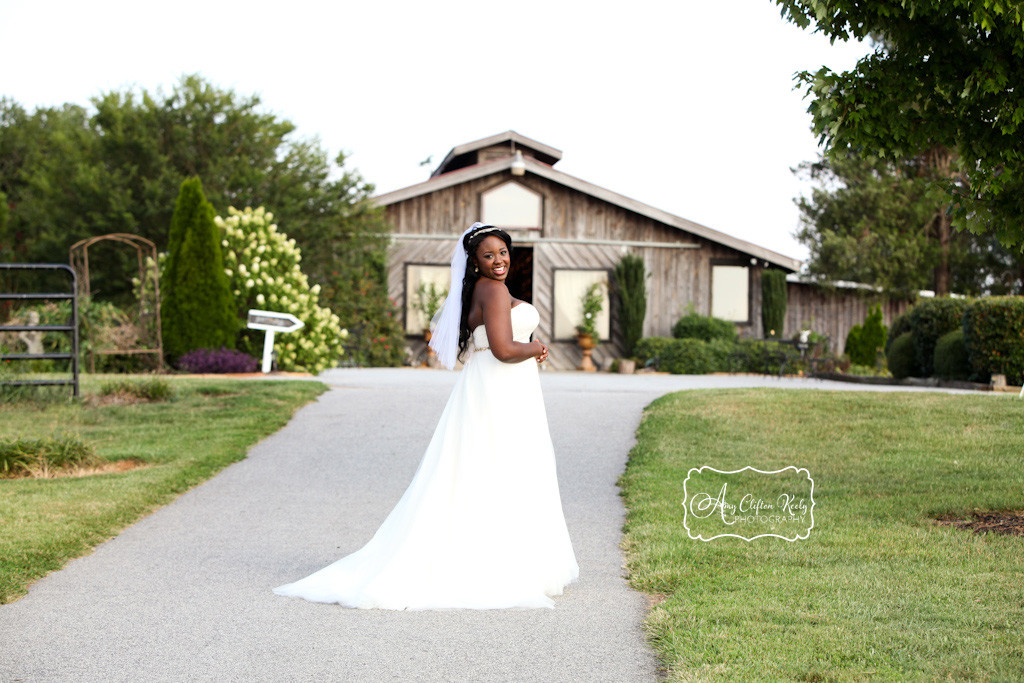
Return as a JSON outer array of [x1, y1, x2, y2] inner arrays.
[[273, 302, 579, 609]]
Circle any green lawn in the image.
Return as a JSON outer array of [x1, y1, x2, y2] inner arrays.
[[0, 375, 327, 603], [618, 389, 1024, 681]]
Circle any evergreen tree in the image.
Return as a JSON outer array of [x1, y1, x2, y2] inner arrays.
[[612, 254, 647, 358], [161, 177, 236, 362], [761, 269, 787, 338]]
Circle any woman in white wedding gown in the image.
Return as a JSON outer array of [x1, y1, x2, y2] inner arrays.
[[273, 222, 579, 609]]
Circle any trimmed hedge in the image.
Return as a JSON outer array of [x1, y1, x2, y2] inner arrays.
[[962, 296, 1024, 385], [634, 336, 801, 375], [672, 311, 738, 343], [933, 330, 971, 381], [634, 337, 675, 366], [908, 297, 971, 377], [887, 332, 917, 379], [635, 336, 732, 374]]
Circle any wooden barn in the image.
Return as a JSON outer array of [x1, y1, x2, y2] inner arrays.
[[373, 131, 811, 371]]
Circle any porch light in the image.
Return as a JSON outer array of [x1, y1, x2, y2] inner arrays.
[[511, 150, 526, 176]]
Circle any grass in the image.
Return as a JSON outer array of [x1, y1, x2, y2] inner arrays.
[[0, 374, 327, 603], [618, 389, 1024, 681], [97, 376, 174, 401], [0, 432, 102, 477]]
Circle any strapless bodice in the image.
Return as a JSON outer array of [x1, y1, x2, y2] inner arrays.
[[472, 302, 539, 350]]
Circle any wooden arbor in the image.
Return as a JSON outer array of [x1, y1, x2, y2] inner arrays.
[[69, 233, 164, 372]]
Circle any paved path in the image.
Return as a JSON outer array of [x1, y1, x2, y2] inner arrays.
[[0, 370, 995, 682]]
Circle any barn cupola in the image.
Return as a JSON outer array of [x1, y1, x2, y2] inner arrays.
[[431, 130, 562, 177]]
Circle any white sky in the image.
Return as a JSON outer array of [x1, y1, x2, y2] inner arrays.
[[0, 0, 870, 264]]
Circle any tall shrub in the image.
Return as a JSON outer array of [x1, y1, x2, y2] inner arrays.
[[160, 177, 236, 363], [962, 296, 1024, 385], [847, 303, 887, 366], [612, 253, 647, 357], [907, 297, 971, 377], [844, 324, 864, 363], [761, 269, 787, 338], [218, 207, 347, 373]]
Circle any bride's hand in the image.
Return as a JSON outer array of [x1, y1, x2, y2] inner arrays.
[[535, 340, 549, 364]]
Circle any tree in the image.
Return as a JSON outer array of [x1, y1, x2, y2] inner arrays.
[[0, 77, 404, 364], [612, 253, 647, 357], [161, 177, 236, 362], [795, 153, 1024, 296], [218, 206, 347, 373], [761, 269, 788, 337], [776, 0, 1024, 250]]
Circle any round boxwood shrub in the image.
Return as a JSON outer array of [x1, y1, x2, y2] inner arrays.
[[886, 310, 913, 355], [886, 332, 917, 379], [908, 297, 971, 377], [933, 329, 971, 381], [672, 311, 738, 343]]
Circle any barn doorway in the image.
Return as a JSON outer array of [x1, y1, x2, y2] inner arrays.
[[507, 246, 533, 303]]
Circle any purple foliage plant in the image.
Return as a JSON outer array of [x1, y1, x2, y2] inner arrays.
[[177, 347, 260, 374]]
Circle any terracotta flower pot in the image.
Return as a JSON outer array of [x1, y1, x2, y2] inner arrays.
[[576, 333, 597, 372]]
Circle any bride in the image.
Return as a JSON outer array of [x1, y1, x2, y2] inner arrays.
[[273, 222, 579, 609]]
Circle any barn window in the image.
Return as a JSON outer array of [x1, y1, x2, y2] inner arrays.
[[710, 265, 750, 322], [480, 181, 542, 228], [405, 264, 451, 334], [552, 269, 611, 340]]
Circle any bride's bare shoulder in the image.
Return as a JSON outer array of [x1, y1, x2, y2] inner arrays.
[[474, 278, 510, 304]]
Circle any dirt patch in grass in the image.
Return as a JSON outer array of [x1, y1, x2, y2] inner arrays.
[[934, 510, 1024, 537], [2, 457, 150, 480]]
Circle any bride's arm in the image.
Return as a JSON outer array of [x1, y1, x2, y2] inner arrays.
[[477, 279, 543, 363]]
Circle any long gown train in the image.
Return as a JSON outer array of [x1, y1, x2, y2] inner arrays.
[[272, 302, 579, 609]]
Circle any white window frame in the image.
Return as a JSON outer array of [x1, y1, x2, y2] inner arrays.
[[710, 264, 751, 323], [552, 269, 611, 341], [405, 264, 451, 334], [480, 181, 543, 229]]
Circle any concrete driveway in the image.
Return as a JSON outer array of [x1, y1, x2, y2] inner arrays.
[[0, 369, 993, 682]]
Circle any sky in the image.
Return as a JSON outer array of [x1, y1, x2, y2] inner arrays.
[[0, 0, 871, 264]]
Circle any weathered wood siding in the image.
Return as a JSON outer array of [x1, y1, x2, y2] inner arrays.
[[383, 169, 918, 368], [383, 170, 766, 370], [783, 283, 913, 354]]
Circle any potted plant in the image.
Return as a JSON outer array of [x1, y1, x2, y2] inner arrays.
[[575, 282, 604, 371], [414, 282, 447, 365]]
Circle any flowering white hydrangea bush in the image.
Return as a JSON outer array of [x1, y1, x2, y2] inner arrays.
[[217, 206, 347, 373]]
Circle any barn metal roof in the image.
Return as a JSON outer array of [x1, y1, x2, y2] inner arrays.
[[430, 130, 562, 177]]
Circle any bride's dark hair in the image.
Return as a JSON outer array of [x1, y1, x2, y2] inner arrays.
[[457, 225, 513, 361]]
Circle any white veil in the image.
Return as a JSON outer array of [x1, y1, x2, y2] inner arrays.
[[428, 222, 499, 369]]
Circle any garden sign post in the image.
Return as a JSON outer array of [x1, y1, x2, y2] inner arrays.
[[246, 309, 305, 373]]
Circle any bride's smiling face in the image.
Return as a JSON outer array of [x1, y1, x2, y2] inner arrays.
[[473, 235, 511, 282]]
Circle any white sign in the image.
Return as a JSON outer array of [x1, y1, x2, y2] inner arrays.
[[246, 309, 305, 372], [247, 309, 304, 333]]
